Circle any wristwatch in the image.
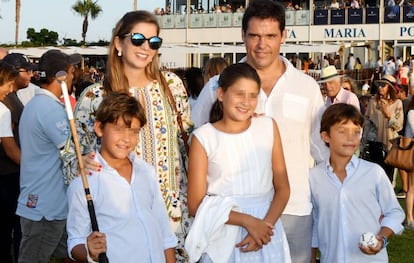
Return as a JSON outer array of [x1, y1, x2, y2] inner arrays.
[[381, 235, 388, 249]]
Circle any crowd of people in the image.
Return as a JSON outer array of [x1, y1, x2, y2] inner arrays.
[[0, 0, 411, 263]]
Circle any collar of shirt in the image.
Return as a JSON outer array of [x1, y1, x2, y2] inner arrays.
[[35, 88, 63, 105], [325, 155, 359, 183]]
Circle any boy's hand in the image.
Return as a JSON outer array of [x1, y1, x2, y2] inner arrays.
[[236, 216, 273, 252], [87, 231, 107, 261], [359, 235, 382, 255]]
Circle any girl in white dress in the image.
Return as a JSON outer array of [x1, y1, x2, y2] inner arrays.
[[187, 63, 291, 262]]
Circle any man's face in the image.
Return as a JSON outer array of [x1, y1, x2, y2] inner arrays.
[[13, 67, 33, 91], [324, 78, 341, 98], [242, 17, 286, 71]]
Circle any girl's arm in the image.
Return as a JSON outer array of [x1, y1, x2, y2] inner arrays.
[[187, 135, 208, 216], [263, 120, 290, 225]]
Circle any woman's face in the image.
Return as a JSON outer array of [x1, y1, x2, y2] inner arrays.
[[115, 22, 159, 71], [0, 80, 14, 101], [378, 83, 389, 98]]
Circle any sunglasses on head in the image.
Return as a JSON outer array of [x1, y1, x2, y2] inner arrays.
[[124, 33, 162, 50]]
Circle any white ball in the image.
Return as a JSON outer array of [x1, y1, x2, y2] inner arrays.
[[360, 232, 379, 248]]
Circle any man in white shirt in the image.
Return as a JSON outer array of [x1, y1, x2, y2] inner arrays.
[[192, 1, 329, 262]]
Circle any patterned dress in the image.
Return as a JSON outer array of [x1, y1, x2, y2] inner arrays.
[[61, 72, 193, 261]]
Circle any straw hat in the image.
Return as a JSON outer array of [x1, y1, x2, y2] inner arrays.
[[318, 65, 343, 83], [374, 74, 396, 88]]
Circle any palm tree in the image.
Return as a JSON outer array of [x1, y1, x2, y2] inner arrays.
[[72, 0, 102, 46], [1, 0, 20, 46], [15, 0, 20, 46]]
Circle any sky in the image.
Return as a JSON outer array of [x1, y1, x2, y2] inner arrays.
[[0, 0, 164, 44]]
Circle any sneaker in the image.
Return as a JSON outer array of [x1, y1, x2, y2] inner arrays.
[[405, 222, 414, 230], [396, 191, 407, 199]]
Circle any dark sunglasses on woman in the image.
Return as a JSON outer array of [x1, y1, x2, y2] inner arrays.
[[124, 33, 163, 50]]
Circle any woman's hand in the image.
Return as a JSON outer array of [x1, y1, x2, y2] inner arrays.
[[236, 216, 274, 252], [81, 152, 102, 175]]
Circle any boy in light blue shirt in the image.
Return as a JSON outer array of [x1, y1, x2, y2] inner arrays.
[[310, 103, 404, 263], [67, 93, 177, 263]]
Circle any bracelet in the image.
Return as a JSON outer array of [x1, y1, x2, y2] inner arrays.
[[381, 235, 388, 249]]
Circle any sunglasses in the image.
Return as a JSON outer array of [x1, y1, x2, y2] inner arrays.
[[124, 33, 162, 50]]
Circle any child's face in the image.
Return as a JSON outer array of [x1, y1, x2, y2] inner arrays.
[[94, 117, 141, 162], [217, 77, 259, 122], [321, 120, 361, 158]]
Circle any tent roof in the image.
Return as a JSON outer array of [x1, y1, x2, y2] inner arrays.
[[8, 43, 341, 59]]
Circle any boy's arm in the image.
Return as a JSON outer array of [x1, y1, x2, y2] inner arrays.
[[164, 248, 176, 263]]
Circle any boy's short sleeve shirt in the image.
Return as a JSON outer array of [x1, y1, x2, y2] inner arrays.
[[0, 102, 13, 143]]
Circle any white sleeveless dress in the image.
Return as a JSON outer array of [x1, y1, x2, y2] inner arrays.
[[193, 116, 291, 263]]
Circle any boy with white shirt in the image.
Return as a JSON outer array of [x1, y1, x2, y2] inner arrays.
[[310, 103, 404, 262], [67, 93, 177, 263]]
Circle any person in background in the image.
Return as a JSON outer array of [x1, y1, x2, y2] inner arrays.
[[202, 57, 228, 84], [0, 47, 9, 60], [371, 67, 382, 95], [17, 49, 81, 263], [310, 103, 404, 262], [365, 75, 403, 182], [404, 97, 414, 229], [62, 11, 192, 261], [192, 1, 329, 261], [0, 60, 20, 263], [341, 76, 356, 94], [361, 80, 370, 95], [319, 66, 360, 111], [187, 63, 291, 262], [395, 84, 410, 199], [67, 93, 177, 262], [1, 53, 37, 262], [184, 67, 204, 110]]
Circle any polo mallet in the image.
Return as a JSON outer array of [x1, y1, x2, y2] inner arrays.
[[56, 71, 109, 263]]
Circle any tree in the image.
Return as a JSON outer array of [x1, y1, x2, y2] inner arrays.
[[22, 27, 59, 47], [72, 0, 102, 46], [1, 0, 20, 45]]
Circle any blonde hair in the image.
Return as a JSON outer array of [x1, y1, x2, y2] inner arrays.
[[104, 10, 162, 94]]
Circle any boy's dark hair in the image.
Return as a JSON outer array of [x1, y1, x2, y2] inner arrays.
[[242, 0, 285, 34], [209, 63, 260, 123], [96, 92, 146, 128], [320, 103, 364, 134]]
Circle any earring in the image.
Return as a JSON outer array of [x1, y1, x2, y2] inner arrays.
[[117, 50, 122, 57]]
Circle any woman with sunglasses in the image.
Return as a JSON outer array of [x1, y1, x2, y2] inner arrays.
[[364, 75, 404, 182], [62, 11, 192, 262]]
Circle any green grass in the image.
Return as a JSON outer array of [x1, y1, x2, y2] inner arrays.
[[388, 173, 414, 263]]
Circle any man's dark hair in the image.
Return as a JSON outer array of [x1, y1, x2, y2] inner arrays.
[[242, 0, 285, 33]]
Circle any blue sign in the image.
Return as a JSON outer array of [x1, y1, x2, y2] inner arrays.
[[384, 6, 400, 23], [403, 6, 414, 23], [314, 9, 328, 25], [331, 9, 345, 24], [348, 8, 363, 24], [366, 7, 379, 24]]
